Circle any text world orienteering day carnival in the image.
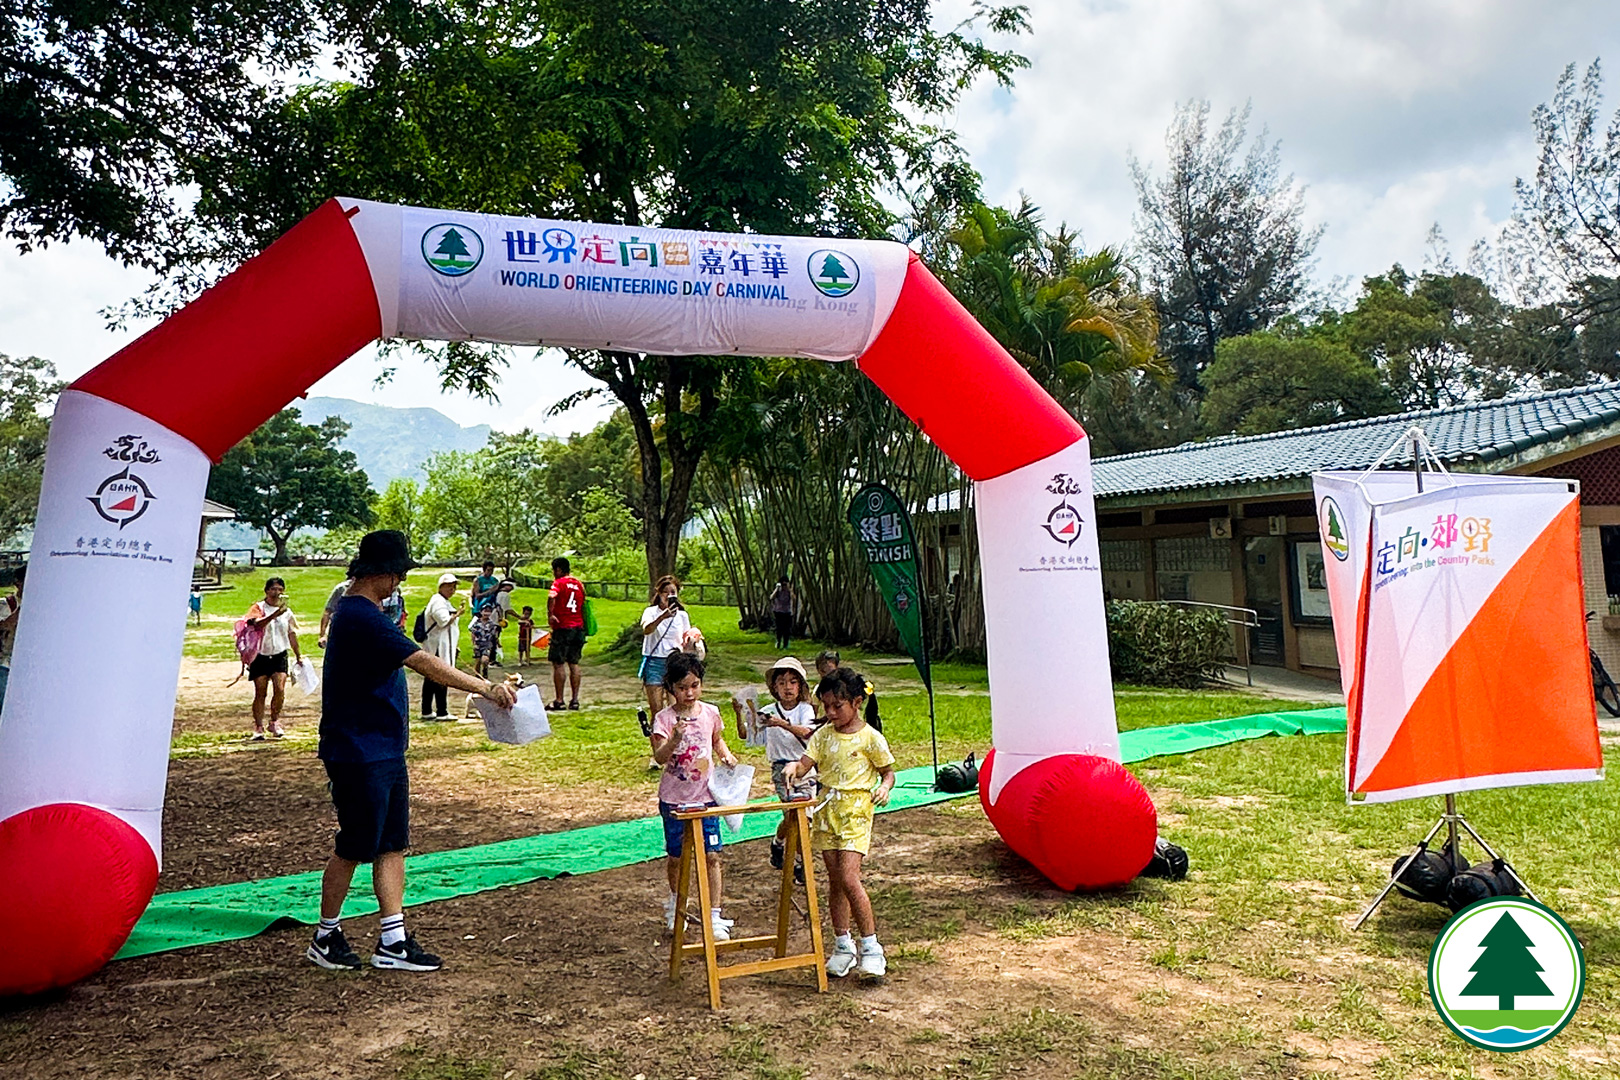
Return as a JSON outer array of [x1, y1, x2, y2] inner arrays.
[[467, 224, 859, 308]]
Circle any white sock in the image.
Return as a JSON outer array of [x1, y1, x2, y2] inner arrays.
[[316, 916, 340, 940], [379, 912, 407, 947], [711, 907, 724, 920], [861, 934, 880, 952], [835, 931, 854, 950]]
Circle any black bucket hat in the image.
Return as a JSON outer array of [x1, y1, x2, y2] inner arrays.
[[347, 530, 420, 578]]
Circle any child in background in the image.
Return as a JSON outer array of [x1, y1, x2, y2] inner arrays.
[[782, 666, 895, 979], [733, 657, 818, 880], [516, 605, 535, 665], [651, 652, 738, 941], [814, 649, 883, 733], [471, 604, 500, 679]]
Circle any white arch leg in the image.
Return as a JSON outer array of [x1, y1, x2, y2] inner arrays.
[[0, 390, 209, 860], [976, 438, 1118, 802]]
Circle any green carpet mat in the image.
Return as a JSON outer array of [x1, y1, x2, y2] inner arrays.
[[116, 706, 1345, 960]]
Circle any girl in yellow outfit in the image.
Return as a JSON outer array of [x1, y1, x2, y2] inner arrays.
[[782, 666, 895, 979]]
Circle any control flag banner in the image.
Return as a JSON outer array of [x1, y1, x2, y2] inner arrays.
[[847, 483, 931, 691], [1313, 470, 1602, 803]]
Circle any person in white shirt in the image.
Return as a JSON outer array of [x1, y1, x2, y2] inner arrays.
[[421, 573, 462, 719], [733, 656, 819, 879], [246, 576, 301, 739], [639, 574, 691, 715]]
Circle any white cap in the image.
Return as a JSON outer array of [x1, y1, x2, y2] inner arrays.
[[437, 572, 458, 585]]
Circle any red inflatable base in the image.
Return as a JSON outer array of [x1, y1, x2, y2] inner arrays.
[[979, 749, 1158, 891], [0, 803, 158, 996]]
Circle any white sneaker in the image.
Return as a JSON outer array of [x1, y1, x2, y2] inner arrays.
[[709, 912, 731, 942], [826, 937, 858, 978], [663, 894, 677, 931], [857, 942, 887, 979]]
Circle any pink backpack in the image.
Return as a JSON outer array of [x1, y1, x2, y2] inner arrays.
[[229, 604, 266, 685]]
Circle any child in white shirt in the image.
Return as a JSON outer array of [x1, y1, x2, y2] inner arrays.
[[733, 657, 818, 876]]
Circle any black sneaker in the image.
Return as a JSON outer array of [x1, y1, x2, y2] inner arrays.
[[794, 861, 805, 885], [770, 840, 785, 870], [306, 929, 363, 970], [1140, 838, 1190, 881], [370, 934, 442, 972]]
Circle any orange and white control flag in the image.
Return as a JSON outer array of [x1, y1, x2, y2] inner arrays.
[[1314, 471, 1602, 803]]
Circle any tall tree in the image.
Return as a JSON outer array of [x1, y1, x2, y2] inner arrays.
[[941, 200, 1163, 419], [0, 353, 60, 543], [205, 409, 375, 564], [419, 431, 551, 572], [1132, 100, 1322, 389], [373, 477, 431, 557], [1200, 321, 1396, 436], [159, 0, 1030, 580], [0, 0, 338, 269], [1501, 61, 1620, 310]]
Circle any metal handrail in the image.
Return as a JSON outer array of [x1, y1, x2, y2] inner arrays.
[[1154, 600, 1261, 687]]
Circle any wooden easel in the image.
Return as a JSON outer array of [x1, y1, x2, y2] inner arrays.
[[669, 801, 827, 1009]]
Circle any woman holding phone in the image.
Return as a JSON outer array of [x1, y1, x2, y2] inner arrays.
[[639, 575, 691, 715]]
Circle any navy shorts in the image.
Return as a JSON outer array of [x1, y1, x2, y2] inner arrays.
[[659, 801, 722, 858], [325, 758, 410, 862]]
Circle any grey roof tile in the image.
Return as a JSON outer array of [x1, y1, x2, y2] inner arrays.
[[1092, 384, 1620, 499]]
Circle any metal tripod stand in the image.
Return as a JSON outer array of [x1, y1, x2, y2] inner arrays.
[[1353, 793, 1538, 929]]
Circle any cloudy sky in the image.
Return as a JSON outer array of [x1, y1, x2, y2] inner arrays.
[[2, 0, 1616, 434]]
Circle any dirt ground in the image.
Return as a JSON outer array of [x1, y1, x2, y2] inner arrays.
[[0, 660, 1548, 1080]]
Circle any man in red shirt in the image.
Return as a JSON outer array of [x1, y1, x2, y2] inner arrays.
[[547, 556, 588, 710]]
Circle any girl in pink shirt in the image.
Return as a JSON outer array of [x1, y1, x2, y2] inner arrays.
[[650, 652, 738, 940]]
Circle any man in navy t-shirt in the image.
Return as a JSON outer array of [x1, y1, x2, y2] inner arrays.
[[306, 530, 516, 974]]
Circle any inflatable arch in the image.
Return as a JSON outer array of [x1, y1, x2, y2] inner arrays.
[[0, 199, 1153, 993]]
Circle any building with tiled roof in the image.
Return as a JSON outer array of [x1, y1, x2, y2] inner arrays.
[[1091, 384, 1620, 678]]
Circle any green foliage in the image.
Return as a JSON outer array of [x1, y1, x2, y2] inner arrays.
[[286, 525, 368, 561], [420, 432, 551, 571], [1132, 101, 1321, 389], [1199, 322, 1396, 435], [1343, 265, 1575, 409], [1106, 600, 1232, 688], [941, 199, 1164, 418], [0, 354, 61, 544], [205, 408, 375, 565], [374, 477, 431, 557], [166, 0, 1030, 583], [563, 487, 638, 560], [0, 0, 334, 269]]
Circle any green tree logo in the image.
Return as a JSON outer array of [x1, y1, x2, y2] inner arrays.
[[1429, 898, 1584, 1052], [421, 222, 484, 277], [1463, 912, 1554, 1010], [807, 248, 860, 297], [1320, 496, 1350, 561]]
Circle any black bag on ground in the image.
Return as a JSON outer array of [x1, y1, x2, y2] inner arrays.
[[1447, 858, 1522, 912], [1392, 843, 1468, 906], [412, 610, 430, 643], [934, 752, 979, 793]]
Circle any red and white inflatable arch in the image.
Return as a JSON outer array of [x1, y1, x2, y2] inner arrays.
[[0, 199, 1152, 993]]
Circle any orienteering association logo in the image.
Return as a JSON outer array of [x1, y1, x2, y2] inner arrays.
[[88, 467, 155, 529], [1320, 495, 1350, 561], [807, 249, 859, 297], [421, 222, 485, 277], [1042, 502, 1083, 547], [1428, 897, 1584, 1051]]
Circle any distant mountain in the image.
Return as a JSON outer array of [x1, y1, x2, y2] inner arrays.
[[296, 396, 492, 488]]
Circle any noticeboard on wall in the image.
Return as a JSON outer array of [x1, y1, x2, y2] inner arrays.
[[1290, 539, 1333, 623]]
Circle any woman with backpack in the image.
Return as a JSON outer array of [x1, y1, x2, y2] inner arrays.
[[244, 577, 301, 739], [420, 573, 462, 720]]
